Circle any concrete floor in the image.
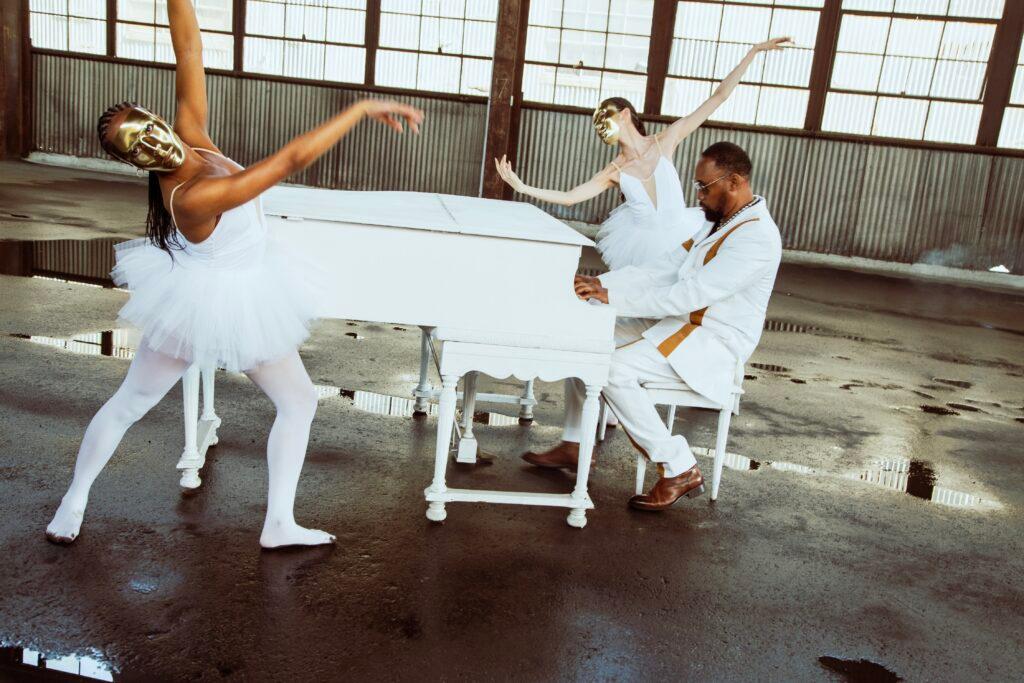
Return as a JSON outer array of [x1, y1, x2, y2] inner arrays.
[[1, 160, 1023, 681]]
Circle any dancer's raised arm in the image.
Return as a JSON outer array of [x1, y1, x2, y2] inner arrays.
[[493, 154, 616, 206], [167, 0, 215, 151], [658, 37, 791, 152], [175, 99, 423, 227]]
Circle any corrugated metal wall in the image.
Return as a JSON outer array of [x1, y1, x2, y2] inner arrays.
[[33, 53, 487, 196], [32, 53, 1024, 272], [517, 108, 1024, 272]]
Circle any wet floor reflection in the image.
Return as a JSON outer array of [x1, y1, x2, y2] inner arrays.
[[9, 329, 526, 428], [700, 447, 997, 511], [0, 645, 116, 681]]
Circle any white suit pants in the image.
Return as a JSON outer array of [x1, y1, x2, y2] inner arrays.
[[562, 319, 697, 477]]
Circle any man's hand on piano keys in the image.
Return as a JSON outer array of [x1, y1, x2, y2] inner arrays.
[[574, 275, 608, 304]]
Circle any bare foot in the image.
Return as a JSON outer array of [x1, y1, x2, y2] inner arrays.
[[260, 520, 335, 550], [46, 495, 86, 544]]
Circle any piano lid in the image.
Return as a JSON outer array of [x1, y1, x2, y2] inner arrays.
[[262, 187, 594, 247]]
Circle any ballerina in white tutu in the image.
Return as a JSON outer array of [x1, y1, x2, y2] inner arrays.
[[494, 37, 790, 271], [45, 0, 423, 549]]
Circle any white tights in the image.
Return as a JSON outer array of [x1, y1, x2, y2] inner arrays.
[[46, 343, 333, 549]]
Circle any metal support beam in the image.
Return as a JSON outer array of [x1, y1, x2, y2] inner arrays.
[[0, 0, 30, 159], [365, 0, 381, 86], [232, 0, 246, 73], [804, 0, 842, 132], [976, 1, 1024, 147], [643, 0, 676, 117], [480, 0, 529, 200], [106, 0, 116, 56]]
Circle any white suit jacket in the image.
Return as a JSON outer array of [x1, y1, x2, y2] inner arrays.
[[598, 197, 782, 406]]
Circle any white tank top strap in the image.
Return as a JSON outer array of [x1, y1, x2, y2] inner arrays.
[[610, 159, 622, 174], [168, 181, 188, 231], [653, 134, 665, 157]]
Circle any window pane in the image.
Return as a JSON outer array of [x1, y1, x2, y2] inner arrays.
[[420, 17, 463, 54], [116, 22, 155, 61], [69, 0, 105, 19], [604, 33, 648, 73], [326, 8, 365, 44], [244, 35, 284, 74], [709, 83, 759, 125], [674, 2, 721, 42], [462, 19, 495, 57], [877, 56, 935, 97], [526, 26, 560, 63], [669, 38, 717, 79], [118, 0, 155, 24], [822, 92, 877, 134], [559, 29, 607, 70], [69, 13, 102, 51], [247, 1, 286, 37], [836, 15, 890, 55], [662, 77, 712, 118], [598, 71, 646, 110], [757, 86, 809, 128], [375, 49, 418, 88], [523, 63, 556, 102], [528, 0, 562, 28], [607, 0, 653, 36], [325, 44, 365, 83], [201, 30, 233, 69], [872, 96, 928, 138], [831, 52, 883, 91], [930, 60, 986, 100], [417, 53, 461, 93], [460, 57, 492, 95], [997, 107, 1024, 149], [30, 13, 68, 50], [380, 12, 418, 48], [284, 40, 325, 80], [719, 5, 771, 45], [923, 101, 981, 143], [561, 0, 610, 32]]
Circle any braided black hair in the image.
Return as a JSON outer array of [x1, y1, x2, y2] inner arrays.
[[97, 102, 183, 254]]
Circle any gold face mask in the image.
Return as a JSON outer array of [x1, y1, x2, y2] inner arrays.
[[593, 103, 622, 146], [107, 106, 185, 171]]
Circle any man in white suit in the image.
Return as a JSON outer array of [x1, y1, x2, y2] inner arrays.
[[523, 142, 782, 511]]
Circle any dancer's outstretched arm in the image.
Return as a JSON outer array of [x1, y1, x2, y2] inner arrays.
[[658, 37, 791, 152], [168, 0, 217, 151], [493, 154, 615, 206], [174, 99, 423, 230]]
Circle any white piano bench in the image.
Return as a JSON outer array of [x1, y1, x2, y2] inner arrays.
[[597, 363, 744, 502]]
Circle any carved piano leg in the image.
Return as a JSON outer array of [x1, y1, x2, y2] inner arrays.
[[518, 379, 536, 424], [176, 364, 203, 489], [201, 364, 221, 447], [412, 328, 433, 416], [425, 375, 458, 522], [456, 371, 479, 463], [568, 384, 601, 528]]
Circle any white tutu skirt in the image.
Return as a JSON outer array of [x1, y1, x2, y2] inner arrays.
[[596, 205, 706, 271], [111, 237, 326, 372]]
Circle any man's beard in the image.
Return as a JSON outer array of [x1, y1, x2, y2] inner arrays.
[[700, 203, 723, 223]]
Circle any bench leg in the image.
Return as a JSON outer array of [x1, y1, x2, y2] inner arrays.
[[711, 408, 732, 501]]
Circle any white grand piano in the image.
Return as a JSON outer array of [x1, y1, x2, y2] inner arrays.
[[175, 187, 615, 527]]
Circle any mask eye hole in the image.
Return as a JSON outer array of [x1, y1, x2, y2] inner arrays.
[[145, 123, 153, 133]]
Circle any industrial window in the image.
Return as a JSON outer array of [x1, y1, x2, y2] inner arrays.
[[997, 34, 1024, 149], [662, 1, 822, 128], [116, 0, 233, 68], [522, 0, 653, 109], [822, 0, 1003, 144], [375, 0, 498, 95], [29, 0, 107, 55], [244, 0, 366, 83]]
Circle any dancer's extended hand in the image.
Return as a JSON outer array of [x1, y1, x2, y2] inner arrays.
[[360, 99, 423, 134], [752, 37, 792, 53], [494, 154, 526, 192]]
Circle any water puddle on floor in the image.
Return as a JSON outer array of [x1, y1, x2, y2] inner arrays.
[[0, 645, 116, 680], [763, 319, 889, 345], [818, 655, 901, 682], [709, 449, 998, 511]]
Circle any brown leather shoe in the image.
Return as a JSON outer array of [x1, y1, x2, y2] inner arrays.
[[522, 441, 580, 471], [628, 465, 705, 511]]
